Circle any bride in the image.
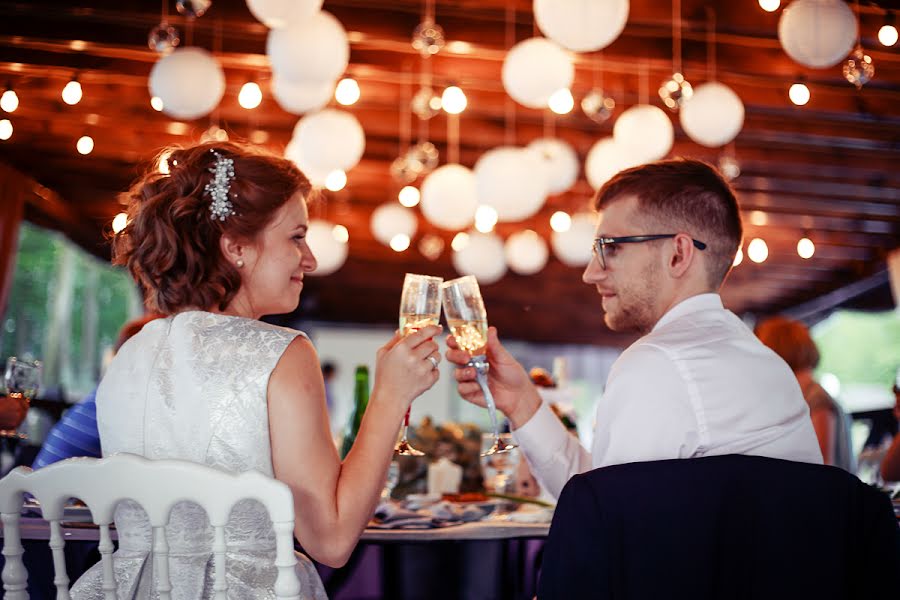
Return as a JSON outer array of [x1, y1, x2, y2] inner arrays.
[[71, 142, 442, 598]]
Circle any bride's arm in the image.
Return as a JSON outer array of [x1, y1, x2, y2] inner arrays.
[[267, 326, 441, 567]]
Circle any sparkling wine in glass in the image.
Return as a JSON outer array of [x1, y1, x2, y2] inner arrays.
[[1, 357, 41, 438], [441, 275, 516, 456], [396, 273, 443, 456]]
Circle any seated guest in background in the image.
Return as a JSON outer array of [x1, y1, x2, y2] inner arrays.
[[755, 316, 855, 472], [31, 314, 161, 469], [880, 380, 900, 481], [71, 142, 442, 599], [447, 158, 822, 499]]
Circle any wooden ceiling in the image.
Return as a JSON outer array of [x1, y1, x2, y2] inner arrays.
[[1, 0, 898, 345]]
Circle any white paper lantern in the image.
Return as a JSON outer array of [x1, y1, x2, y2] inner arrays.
[[613, 104, 673, 163], [585, 136, 641, 190], [247, 0, 322, 29], [526, 138, 579, 194], [271, 75, 334, 115], [370, 203, 417, 247], [420, 164, 479, 230], [292, 108, 365, 173], [452, 232, 507, 284], [148, 47, 225, 120], [552, 212, 598, 267], [502, 37, 574, 109], [306, 219, 348, 276], [680, 82, 745, 148], [474, 147, 548, 222], [778, 0, 857, 69], [533, 0, 630, 52], [267, 11, 349, 84], [284, 140, 331, 186], [505, 230, 549, 275]]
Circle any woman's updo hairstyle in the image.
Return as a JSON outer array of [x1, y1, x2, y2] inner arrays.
[[113, 141, 312, 314]]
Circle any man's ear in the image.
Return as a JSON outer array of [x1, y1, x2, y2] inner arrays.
[[668, 234, 696, 278]]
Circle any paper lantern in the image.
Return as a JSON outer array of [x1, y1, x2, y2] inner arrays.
[[292, 108, 365, 173], [420, 164, 479, 230], [613, 104, 673, 163], [502, 37, 574, 109], [284, 140, 331, 186], [267, 11, 349, 83], [778, 0, 857, 69], [552, 212, 598, 267], [452, 232, 507, 284], [505, 230, 549, 275], [246, 0, 322, 29], [533, 0, 629, 52], [370, 203, 417, 247], [474, 147, 548, 222], [584, 136, 641, 190], [679, 82, 745, 148], [148, 47, 225, 120], [271, 75, 334, 115], [526, 137, 579, 194], [306, 219, 348, 275]]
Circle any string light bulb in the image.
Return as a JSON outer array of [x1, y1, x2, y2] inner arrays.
[[238, 82, 262, 109], [474, 205, 498, 233], [879, 13, 898, 47], [325, 169, 347, 192], [335, 78, 360, 106], [150, 96, 164, 111], [451, 232, 469, 251], [441, 86, 467, 114], [390, 233, 411, 252], [550, 211, 572, 233], [112, 212, 129, 234], [76, 135, 94, 155], [0, 119, 12, 140], [747, 238, 768, 263], [797, 237, 815, 259], [1, 87, 19, 113], [62, 78, 82, 105], [548, 89, 574, 114], [332, 224, 349, 243], [758, 0, 780, 12], [789, 82, 810, 106], [398, 186, 420, 207], [733, 247, 744, 267]]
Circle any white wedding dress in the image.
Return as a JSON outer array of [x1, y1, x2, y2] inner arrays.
[[71, 311, 328, 599]]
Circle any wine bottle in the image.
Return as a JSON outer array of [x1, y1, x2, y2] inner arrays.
[[340, 365, 369, 459]]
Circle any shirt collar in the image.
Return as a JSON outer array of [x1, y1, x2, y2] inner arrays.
[[652, 293, 724, 332]]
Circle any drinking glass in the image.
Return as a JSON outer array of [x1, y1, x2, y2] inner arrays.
[[395, 273, 443, 456], [441, 275, 516, 456], [1, 357, 41, 438], [480, 433, 520, 494]]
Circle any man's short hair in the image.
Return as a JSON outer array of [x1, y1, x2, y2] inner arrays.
[[594, 158, 743, 287]]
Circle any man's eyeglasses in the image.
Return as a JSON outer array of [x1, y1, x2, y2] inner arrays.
[[592, 234, 707, 270]]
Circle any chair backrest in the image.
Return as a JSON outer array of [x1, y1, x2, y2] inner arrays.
[[0, 453, 301, 600]]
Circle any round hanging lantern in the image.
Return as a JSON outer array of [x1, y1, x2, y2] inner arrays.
[[306, 219, 348, 275], [292, 108, 365, 173], [148, 47, 225, 120], [584, 136, 641, 190], [552, 212, 598, 267], [613, 104, 673, 163], [778, 0, 857, 69], [420, 164, 479, 230], [267, 11, 349, 83], [679, 82, 745, 148], [502, 37, 574, 109], [526, 137, 579, 194], [246, 0, 322, 29], [474, 147, 548, 222], [452, 232, 507, 284], [533, 0, 630, 52], [271, 75, 334, 115], [284, 140, 331, 186], [370, 203, 418, 247], [505, 230, 549, 275]]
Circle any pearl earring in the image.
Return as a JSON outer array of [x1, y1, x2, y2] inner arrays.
[[236, 259, 244, 268]]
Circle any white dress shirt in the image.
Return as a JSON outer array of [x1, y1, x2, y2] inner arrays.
[[514, 293, 823, 499]]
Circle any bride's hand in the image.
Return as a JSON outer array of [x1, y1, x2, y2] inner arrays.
[[372, 325, 442, 410]]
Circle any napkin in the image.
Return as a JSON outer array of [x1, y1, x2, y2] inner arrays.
[[369, 500, 490, 529]]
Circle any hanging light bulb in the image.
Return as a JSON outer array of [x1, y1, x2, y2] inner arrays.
[[332, 224, 350, 244], [150, 96, 164, 112], [659, 72, 693, 111], [76, 135, 94, 155], [718, 155, 741, 181], [797, 237, 815, 259], [0, 119, 12, 140], [550, 211, 572, 233], [474, 205, 498, 233], [843, 45, 874, 89], [879, 13, 898, 47], [789, 82, 810, 106], [548, 88, 574, 114], [62, 78, 82, 105], [411, 19, 446, 56], [451, 232, 470, 252], [1, 87, 19, 113], [747, 238, 768, 263], [441, 86, 467, 114], [112, 212, 129, 234], [335, 78, 360, 106], [238, 82, 262, 109], [758, 0, 780, 12], [732, 247, 743, 267], [398, 186, 420, 207], [325, 169, 347, 192], [390, 233, 411, 252]]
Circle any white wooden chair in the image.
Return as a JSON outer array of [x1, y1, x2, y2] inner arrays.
[[0, 453, 302, 599]]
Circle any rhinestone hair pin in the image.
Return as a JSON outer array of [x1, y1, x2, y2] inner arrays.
[[205, 149, 236, 221]]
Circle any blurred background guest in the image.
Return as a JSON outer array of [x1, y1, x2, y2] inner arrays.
[[756, 316, 855, 472], [879, 381, 900, 482]]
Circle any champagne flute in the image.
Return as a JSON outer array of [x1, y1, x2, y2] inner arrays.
[[396, 273, 443, 456], [441, 275, 516, 456], [1, 357, 41, 438]]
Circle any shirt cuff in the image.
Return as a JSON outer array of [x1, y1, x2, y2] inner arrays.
[[512, 401, 570, 468]]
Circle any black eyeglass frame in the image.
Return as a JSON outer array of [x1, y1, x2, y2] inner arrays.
[[592, 234, 707, 269]]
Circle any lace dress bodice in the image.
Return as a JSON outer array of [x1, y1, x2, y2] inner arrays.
[[70, 311, 327, 599]]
